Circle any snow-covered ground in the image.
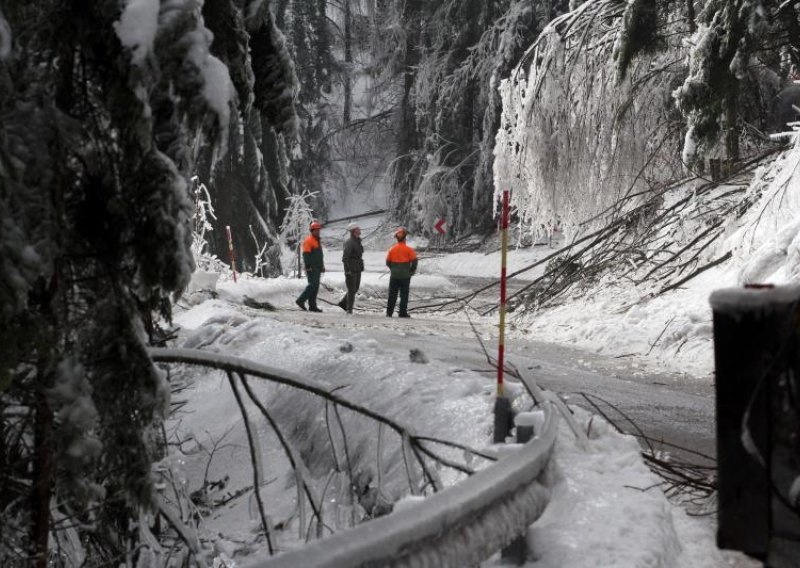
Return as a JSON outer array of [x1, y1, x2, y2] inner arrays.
[[167, 267, 740, 566]]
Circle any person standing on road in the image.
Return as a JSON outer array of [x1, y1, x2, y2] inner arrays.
[[385, 227, 417, 318], [296, 220, 325, 312], [337, 222, 364, 314]]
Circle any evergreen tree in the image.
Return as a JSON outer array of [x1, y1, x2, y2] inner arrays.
[[617, 0, 799, 163], [674, 0, 768, 162], [274, 0, 336, 217], [388, 0, 562, 237], [0, 1, 243, 563], [200, 0, 298, 276]]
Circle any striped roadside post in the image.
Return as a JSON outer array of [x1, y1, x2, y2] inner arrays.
[[494, 189, 512, 443], [225, 225, 238, 283]]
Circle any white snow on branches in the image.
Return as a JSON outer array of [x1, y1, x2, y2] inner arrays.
[[727, 135, 800, 284], [0, 8, 11, 60], [494, 11, 683, 241], [116, 0, 235, 131], [185, 29, 235, 130], [114, 0, 159, 65]]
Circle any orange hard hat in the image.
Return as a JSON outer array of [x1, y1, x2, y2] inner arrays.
[[310, 220, 323, 230], [394, 226, 407, 238]]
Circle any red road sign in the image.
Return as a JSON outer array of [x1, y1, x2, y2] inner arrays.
[[434, 218, 446, 234]]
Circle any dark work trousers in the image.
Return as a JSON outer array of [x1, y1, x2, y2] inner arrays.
[[387, 277, 411, 316], [298, 269, 321, 308], [338, 272, 361, 312]]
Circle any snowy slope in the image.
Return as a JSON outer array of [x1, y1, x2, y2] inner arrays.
[[501, 144, 800, 380]]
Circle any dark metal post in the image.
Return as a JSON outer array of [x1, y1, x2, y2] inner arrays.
[[493, 396, 513, 444], [710, 284, 800, 564], [501, 412, 537, 564]]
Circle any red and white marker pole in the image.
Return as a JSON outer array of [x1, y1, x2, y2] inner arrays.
[[225, 225, 238, 283], [493, 189, 512, 443], [497, 190, 509, 396]]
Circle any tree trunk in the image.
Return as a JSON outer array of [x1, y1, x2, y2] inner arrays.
[[31, 378, 53, 568], [343, 0, 352, 125], [393, 0, 422, 219], [725, 86, 739, 162]]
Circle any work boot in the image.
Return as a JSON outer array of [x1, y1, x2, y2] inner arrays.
[[337, 299, 347, 311], [309, 306, 323, 313], [295, 299, 307, 311], [385, 312, 392, 317], [399, 313, 411, 318]]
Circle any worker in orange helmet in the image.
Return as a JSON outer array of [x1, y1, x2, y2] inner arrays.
[[296, 220, 325, 312], [385, 227, 418, 318]]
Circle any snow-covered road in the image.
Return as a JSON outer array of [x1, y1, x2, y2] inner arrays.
[[261, 294, 716, 463]]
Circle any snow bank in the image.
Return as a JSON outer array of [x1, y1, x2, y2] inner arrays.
[[726, 142, 800, 284], [168, 297, 493, 561], [522, 407, 725, 568]]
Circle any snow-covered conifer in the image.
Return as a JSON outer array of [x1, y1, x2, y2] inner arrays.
[[0, 0, 263, 562]]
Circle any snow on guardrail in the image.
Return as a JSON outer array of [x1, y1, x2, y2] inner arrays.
[[248, 404, 558, 568], [148, 347, 559, 567]]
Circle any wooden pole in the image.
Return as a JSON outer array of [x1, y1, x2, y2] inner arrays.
[[493, 190, 512, 444], [498, 190, 509, 397]]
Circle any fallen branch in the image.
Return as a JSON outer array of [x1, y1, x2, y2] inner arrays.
[[657, 251, 732, 295], [238, 374, 326, 538], [226, 372, 275, 554]]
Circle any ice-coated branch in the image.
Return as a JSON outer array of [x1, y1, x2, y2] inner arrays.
[[225, 371, 275, 554], [331, 402, 358, 526], [153, 494, 208, 568], [149, 348, 488, 476], [579, 393, 717, 502], [248, 406, 559, 568], [238, 374, 325, 538]]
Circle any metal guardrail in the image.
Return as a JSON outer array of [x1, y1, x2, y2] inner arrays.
[[148, 348, 559, 567], [250, 406, 558, 568]]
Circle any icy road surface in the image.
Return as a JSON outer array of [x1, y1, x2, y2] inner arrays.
[[262, 304, 716, 463]]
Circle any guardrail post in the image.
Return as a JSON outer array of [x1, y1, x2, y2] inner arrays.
[[501, 412, 538, 564], [493, 396, 513, 443]]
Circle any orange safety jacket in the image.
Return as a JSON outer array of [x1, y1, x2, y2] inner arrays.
[[386, 241, 418, 279], [302, 235, 324, 270]]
